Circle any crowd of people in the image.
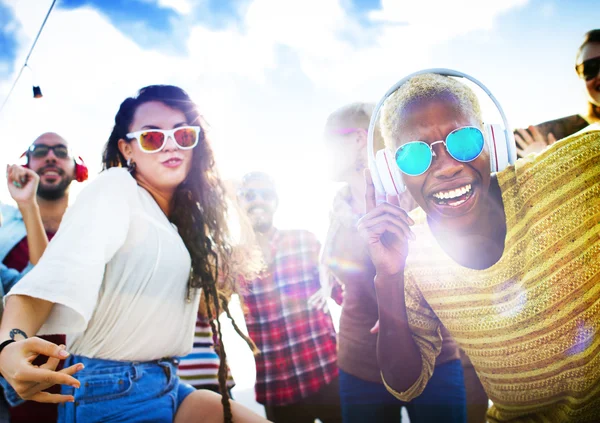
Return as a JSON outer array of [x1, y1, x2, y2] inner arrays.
[[0, 29, 598, 423]]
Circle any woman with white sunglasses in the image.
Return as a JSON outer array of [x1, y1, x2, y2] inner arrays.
[[0, 85, 267, 423]]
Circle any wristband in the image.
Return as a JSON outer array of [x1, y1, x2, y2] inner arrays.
[[0, 339, 16, 356]]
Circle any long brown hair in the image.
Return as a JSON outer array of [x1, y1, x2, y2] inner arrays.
[[102, 85, 259, 422]]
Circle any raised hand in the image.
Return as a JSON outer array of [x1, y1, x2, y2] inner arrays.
[[515, 126, 557, 158], [0, 337, 83, 403], [356, 169, 414, 277], [7, 165, 40, 206]]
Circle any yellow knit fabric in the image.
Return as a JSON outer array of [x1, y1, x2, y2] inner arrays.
[[383, 128, 600, 422]]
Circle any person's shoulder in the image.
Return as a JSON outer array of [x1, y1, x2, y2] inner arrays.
[[500, 126, 600, 180], [84, 168, 137, 195], [498, 125, 599, 219], [94, 167, 136, 185], [73, 168, 138, 211], [534, 124, 599, 165], [0, 203, 20, 222], [529, 114, 589, 141]]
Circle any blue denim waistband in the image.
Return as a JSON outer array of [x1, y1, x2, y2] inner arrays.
[[1, 355, 182, 408], [65, 355, 180, 371], [59, 354, 195, 422]]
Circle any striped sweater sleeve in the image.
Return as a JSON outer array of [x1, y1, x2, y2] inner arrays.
[[382, 268, 442, 401]]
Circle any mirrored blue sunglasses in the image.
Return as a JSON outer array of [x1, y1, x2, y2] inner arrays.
[[395, 126, 485, 176]]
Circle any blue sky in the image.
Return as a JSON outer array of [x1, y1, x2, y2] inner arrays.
[[1, 0, 597, 79], [0, 0, 598, 227], [0, 2, 18, 73]]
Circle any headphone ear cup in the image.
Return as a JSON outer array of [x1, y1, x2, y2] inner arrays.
[[484, 123, 510, 172], [19, 151, 29, 168], [369, 156, 386, 199], [74, 157, 89, 182], [375, 148, 405, 197]]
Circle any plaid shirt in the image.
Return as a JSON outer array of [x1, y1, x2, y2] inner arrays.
[[242, 229, 338, 406]]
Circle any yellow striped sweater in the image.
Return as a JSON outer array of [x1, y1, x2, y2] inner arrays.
[[384, 127, 600, 422]]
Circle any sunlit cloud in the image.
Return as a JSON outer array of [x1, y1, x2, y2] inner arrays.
[[156, 0, 193, 15], [0, 0, 593, 239]]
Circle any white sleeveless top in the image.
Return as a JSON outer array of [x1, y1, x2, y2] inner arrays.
[[7, 168, 201, 361]]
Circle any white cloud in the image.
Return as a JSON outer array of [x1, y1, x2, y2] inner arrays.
[[157, 0, 193, 15], [370, 0, 528, 29], [0, 0, 586, 236]]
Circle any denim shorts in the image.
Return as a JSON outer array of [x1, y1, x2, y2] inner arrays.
[[58, 355, 195, 423], [0, 373, 24, 407]]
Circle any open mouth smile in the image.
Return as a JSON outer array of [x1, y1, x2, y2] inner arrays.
[[431, 184, 474, 207]]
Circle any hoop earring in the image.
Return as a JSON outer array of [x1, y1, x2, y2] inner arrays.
[[126, 158, 136, 173]]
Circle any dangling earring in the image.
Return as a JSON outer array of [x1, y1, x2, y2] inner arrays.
[[127, 158, 136, 173]]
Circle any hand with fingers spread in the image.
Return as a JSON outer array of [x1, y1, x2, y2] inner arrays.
[[0, 336, 84, 403], [514, 126, 557, 158], [6, 164, 40, 206], [357, 169, 415, 278]]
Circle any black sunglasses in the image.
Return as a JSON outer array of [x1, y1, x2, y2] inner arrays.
[[238, 188, 277, 202], [28, 144, 69, 159], [576, 57, 600, 81]]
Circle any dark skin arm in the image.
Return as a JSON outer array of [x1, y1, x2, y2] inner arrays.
[[356, 169, 423, 392]]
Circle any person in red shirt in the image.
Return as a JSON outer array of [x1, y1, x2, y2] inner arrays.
[[0, 132, 87, 423], [237, 172, 342, 423]]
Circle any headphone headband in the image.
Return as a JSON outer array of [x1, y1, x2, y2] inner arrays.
[[367, 68, 517, 193]]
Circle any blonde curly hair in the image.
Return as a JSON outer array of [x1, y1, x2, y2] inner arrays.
[[380, 74, 483, 149]]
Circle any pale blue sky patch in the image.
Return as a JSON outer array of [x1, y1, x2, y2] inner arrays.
[[0, 2, 18, 72]]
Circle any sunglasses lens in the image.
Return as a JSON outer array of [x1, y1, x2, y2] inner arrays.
[[174, 127, 199, 148], [446, 127, 485, 162], [243, 190, 256, 202], [582, 58, 600, 81], [31, 146, 49, 158], [139, 131, 165, 152], [54, 146, 69, 159], [261, 189, 276, 201], [396, 142, 432, 176]]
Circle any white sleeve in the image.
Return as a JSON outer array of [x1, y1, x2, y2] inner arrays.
[[6, 168, 136, 335]]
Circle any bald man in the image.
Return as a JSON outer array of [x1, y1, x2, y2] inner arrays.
[[0, 133, 84, 423]]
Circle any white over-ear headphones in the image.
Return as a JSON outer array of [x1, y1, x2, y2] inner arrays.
[[367, 68, 517, 196]]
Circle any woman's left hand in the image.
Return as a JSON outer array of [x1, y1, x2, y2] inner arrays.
[[7, 165, 40, 206]]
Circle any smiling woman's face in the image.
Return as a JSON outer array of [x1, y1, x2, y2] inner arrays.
[[578, 41, 600, 107], [119, 101, 195, 194], [395, 96, 491, 232]]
